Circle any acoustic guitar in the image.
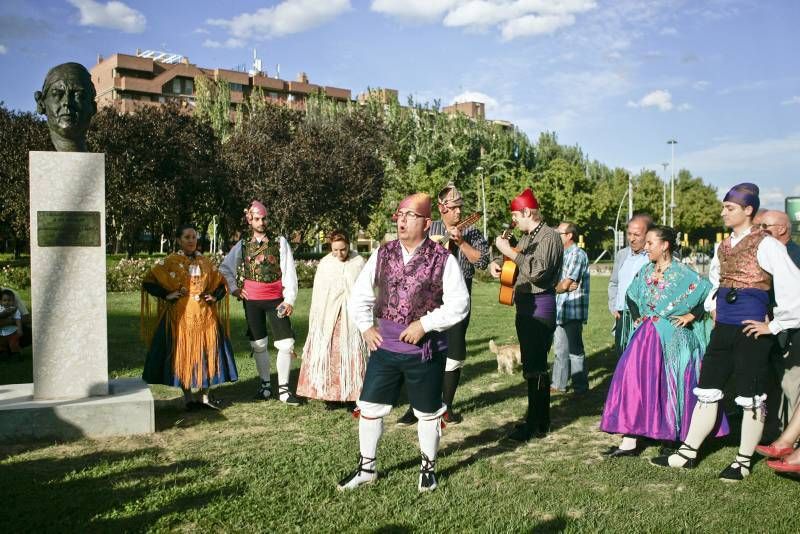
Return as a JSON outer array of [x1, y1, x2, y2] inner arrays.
[[498, 226, 518, 306], [429, 212, 482, 248]]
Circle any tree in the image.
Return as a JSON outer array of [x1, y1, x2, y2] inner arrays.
[[0, 104, 50, 257]]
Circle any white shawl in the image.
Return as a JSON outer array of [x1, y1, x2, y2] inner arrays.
[[301, 251, 368, 398]]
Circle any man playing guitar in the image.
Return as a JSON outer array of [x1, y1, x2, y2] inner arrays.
[[396, 182, 490, 426]]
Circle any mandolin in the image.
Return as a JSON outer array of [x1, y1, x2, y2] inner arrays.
[[429, 212, 482, 248], [498, 226, 518, 306]]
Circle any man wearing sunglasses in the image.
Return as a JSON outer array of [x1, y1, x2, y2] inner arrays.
[[338, 193, 469, 492], [652, 183, 800, 481]]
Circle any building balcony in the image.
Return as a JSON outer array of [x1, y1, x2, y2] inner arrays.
[[115, 76, 160, 94]]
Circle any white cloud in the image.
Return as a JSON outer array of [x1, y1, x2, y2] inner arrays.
[[781, 96, 800, 106], [67, 0, 146, 33], [627, 89, 673, 111], [207, 0, 350, 41], [193, 27, 210, 34], [0, 44, 7, 54], [692, 80, 710, 91], [760, 187, 788, 210], [660, 26, 677, 35], [372, 0, 460, 22], [677, 102, 692, 111], [371, 0, 596, 40], [202, 38, 244, 49]]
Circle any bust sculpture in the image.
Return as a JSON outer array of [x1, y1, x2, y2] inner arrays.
[[34, 62, 97, 152]]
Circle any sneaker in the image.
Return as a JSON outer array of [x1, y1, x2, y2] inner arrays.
[[278, 384, 301, 407], [443, 411, 463, 425], [418, 453, 437, 492], [255, 381, 272, 400], [396, 407, 418, 427], [337, 455, 378, 491]]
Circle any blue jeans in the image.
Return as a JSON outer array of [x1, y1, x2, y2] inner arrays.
[[551, 320, 587, 392]]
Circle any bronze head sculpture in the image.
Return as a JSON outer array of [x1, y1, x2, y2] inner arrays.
[[34, 62, 97, 152]]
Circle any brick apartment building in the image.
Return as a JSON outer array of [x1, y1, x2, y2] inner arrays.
[[90, 50, 511, 129], [90, 50, 351, 117]]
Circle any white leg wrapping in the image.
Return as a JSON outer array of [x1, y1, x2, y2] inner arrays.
[[356, 401, 393, 419], [683, 401, 719, 451], [735, 394, 767, 409], [417, 417, 441, 461], [359, 416, 384, 467], [250, 337, 270, 382], [274, 338, 295, 391], [445, 357, 464, 372], [739, 406, 765, 462], [620, 436, 638, 451]]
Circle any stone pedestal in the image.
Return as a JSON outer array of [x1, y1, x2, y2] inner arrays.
[[2, 151, 156, 442], [0, 379, 155, 441], [29, 151, 108, 399]]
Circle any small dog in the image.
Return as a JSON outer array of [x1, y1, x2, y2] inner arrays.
[[489, 339, 522, 375]]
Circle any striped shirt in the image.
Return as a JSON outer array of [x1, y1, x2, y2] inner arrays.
[[429, 220, 490, 283], [506, 223, 563, 295], [556, 244, 590, 324]]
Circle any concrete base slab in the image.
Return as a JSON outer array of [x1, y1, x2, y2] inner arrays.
[[0, 378, 154, 441]]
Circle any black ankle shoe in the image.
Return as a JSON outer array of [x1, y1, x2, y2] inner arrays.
[[606, 446, 644, 459], [506, 423, 545, 442], [278, 384, 301, 406], [719, 454, 752, 482], [650, 442, 698, 469], [418, 453, 437, 492], [396, 408, 418, 427]]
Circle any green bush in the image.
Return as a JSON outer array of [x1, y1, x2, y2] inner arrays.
[[106, 258, 151, 292], [295, 260, 319, 288], [0, 265, 31, 289]]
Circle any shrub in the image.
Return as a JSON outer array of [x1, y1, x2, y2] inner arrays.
[[295, 260, 319, 288], [107, 258, 151, 292], [0, 265, 31, 289]]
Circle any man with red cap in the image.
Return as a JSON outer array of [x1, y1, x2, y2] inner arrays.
[[220, 200, 301, 406], [490, 187, 563, 441], [338, 193, 470, 492]]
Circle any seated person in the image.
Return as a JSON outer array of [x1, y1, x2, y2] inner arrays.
[[0, 288, 23, 359], [0, 287, 31, 348]]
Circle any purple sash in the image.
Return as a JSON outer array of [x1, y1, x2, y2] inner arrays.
[[378, 318, 447, 361]]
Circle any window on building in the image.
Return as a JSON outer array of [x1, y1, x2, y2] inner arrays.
[[287, 94, 295, 102], [268, 92, 278, 99], [185, 79, 194, 95], [173, 78, 181, 94], [230, 83, 243, 92]]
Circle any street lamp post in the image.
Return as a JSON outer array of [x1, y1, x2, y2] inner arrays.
[[667, 139, 677, 227], [476, 166, 488, 240], [660, 162, 669, 225]]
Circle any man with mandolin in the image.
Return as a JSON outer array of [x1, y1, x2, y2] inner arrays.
[[490, 188, 563, 441], [397, 183, 489, 426]]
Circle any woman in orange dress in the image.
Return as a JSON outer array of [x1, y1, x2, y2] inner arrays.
[[141, 224, 238, 410]]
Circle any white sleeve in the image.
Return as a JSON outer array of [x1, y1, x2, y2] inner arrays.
[[757, 237, 800, 334], [419, 255, 470, 333], [348, 248, 379, 333], [280, 237, 298, 306], [219, 242, 242, 292], [704, 243, 721, 312]]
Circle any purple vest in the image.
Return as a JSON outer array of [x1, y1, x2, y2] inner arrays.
[[374, 239, 449, 359]]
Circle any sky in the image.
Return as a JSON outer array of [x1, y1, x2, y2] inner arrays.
[[1, 0, 798, 210]]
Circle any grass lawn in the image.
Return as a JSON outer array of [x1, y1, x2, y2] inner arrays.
[[1, 277, 798, 532]]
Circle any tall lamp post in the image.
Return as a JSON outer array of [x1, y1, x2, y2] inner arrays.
[[667, 139, 677, 226], [660, 162, 669, 225], [475, 166, 488, 240]]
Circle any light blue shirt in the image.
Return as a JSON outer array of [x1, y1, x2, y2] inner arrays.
[[613, 249, 649, 311]]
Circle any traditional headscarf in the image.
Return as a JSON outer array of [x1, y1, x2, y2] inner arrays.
[[244, 200, 267, 223], [510, 188, 539, 211], [723, 183, 760, 214], [393, 193, 432, 220], [437, 182, 463, 208]]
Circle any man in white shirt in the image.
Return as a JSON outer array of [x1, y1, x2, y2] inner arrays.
[[220, 200, 300, 406], [337, 193, 469, 493], [652, 183, 800, 481], [608, 215, 652, 355]]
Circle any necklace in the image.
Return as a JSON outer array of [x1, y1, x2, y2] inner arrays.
[[655, 258, 671, 273]]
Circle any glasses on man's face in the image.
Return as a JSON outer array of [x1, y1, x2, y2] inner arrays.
[[394, 210, 424, 221], [758, 223, 779, 230]]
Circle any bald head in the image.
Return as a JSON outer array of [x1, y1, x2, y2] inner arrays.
[[759, 210, 791, 245]]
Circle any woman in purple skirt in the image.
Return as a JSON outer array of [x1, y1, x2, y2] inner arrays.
[[600, 226, 728, 457]]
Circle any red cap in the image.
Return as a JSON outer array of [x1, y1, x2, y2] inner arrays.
[[510, 188, 539, 211]]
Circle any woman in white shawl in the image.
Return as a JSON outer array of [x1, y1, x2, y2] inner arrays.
[[297, 231, 368, 410]]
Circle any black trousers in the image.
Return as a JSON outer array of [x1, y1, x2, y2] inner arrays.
[[515, 314, 555, 379]]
